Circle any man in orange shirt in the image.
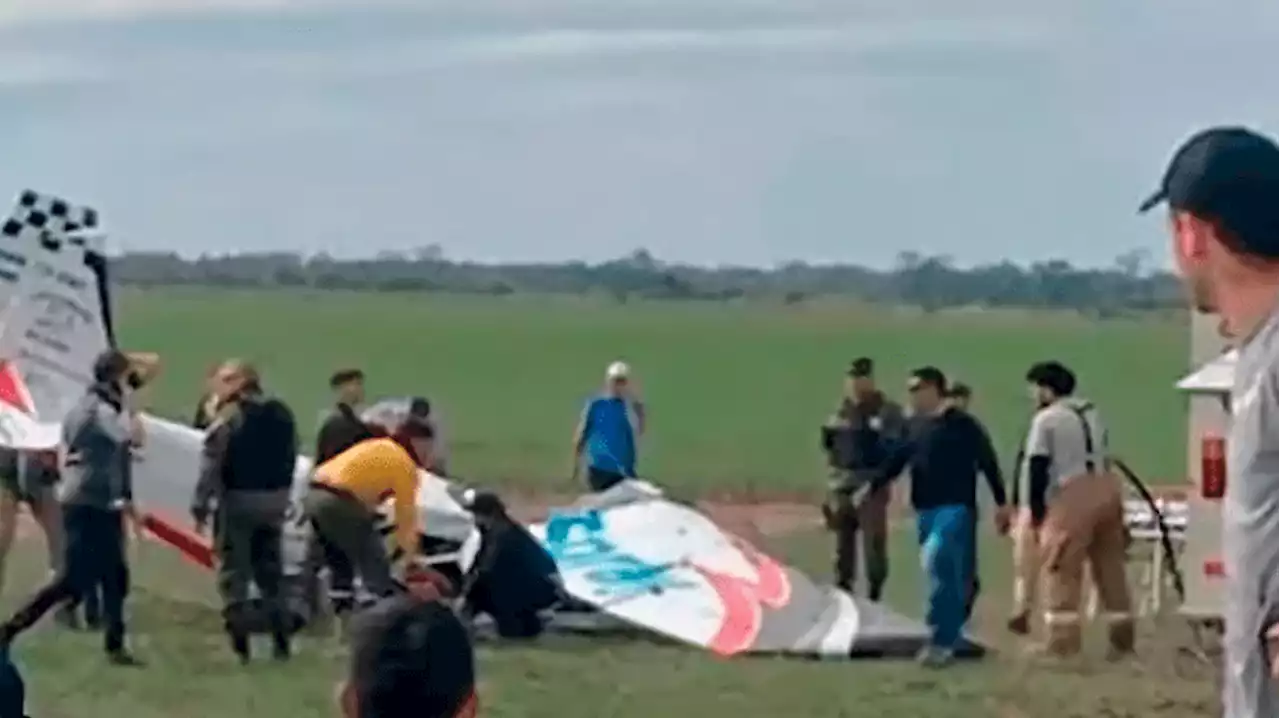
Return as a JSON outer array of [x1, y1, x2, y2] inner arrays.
[[302, 417, 433, 615]]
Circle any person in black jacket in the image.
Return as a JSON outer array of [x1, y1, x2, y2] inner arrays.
[[863, 367, 1012, 667], [315, 368, 380, 464], [191, 360, 299, 663], [461, 491, 560, 639]]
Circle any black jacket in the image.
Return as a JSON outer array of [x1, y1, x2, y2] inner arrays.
[[193, 393, 298, 517], [821, 392, 907, 471], [315, 403, 381, 465], [870, 407, 1007, 511]]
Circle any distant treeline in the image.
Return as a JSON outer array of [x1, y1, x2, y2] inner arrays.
[[111, 245, 1180, 315]]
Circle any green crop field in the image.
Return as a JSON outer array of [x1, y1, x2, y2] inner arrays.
[[3, 289, 1216, 717]]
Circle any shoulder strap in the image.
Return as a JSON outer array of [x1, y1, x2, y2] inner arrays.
[[1064, 403, 1098, 473]]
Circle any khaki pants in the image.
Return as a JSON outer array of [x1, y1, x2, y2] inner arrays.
[[1038, 472, 1133, 656], [1011, 510, 1041, 619]]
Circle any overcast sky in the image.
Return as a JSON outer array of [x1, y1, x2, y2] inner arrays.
[[0, 0, 1274, 267]]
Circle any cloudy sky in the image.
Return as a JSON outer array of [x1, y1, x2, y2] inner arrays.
[[0, 0, 1274, 267]]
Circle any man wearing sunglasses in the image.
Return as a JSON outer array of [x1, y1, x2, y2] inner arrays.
[[864, 367, 1012, 667]]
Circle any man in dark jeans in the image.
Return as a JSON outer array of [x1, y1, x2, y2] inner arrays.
[[192, 360, 299, 663], [0, 349, 143, 666]]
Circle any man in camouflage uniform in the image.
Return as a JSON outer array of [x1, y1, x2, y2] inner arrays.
[[821, 357, 906, 600]]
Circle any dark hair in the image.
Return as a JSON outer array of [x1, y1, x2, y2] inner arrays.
[[949, 382, 972, 399], [408, 396, 431, 419], [848, 357, 874, 378], [349, 596, 475, 718], [91, 349, 131, 384], [1025, 361, 1076, 397], [909, 366, 948, 394], [330, 368, 365, 389], [466, 490, 508, 520]]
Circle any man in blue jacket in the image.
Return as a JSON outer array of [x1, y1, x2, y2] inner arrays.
[[864, 367, 1012, 667], [570, 361, 645, 492]]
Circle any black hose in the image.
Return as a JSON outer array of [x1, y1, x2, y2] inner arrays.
[[1113, 457, 1187, 603]]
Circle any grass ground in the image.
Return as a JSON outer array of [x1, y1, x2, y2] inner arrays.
[[5, 291, 1214, 716]]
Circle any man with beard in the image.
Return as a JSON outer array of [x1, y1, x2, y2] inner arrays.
[[1140, 126, 1277, 716], [820, 357, 905, 600], [1014, 361, 1132, 659]]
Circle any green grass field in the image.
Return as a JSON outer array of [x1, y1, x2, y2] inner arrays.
[[4, 290, 1216, 717]]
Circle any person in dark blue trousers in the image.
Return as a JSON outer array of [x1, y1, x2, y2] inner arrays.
[[864, 367, 1012, 667], [570, 361, 645, 492]]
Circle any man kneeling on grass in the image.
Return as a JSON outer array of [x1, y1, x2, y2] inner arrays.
[[338, 594, 478, 718], [862, 367, 1012, 668]]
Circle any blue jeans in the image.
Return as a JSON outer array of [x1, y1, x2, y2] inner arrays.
[[916, 505, 973, 650]]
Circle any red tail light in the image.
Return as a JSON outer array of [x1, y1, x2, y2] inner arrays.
[[1204, 559, 1225, 577], [1201, 435, 1226, 499]]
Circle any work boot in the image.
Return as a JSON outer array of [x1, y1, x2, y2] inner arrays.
[[271, 627, 292, 662], [868, 584, 883, 603], [230, 631, 251, 665], [1105, 621, 1136, 661], [106, 648, 144, 667], [1006, 612, 1030, 636]]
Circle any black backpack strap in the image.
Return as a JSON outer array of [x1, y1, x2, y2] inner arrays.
[[1065, 403, 1098, 474]]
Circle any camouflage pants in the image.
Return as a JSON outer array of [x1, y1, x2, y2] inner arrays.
[[216, 490, 290, 635], [824, 476, 889, 599]]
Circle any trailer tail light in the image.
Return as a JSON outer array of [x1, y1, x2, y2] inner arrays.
[[1204, 559, 1226, 578], [1201, 435, 1226, 499]]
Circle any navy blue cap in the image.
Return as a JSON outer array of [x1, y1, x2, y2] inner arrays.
[[1139, 126, 1278, 259], [0, 646, 26, 718]]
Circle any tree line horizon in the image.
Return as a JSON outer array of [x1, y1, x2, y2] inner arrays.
[[111, 245, 1181, 315]]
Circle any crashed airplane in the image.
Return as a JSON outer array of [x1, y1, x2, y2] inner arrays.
[[0, 189, 982, 659]]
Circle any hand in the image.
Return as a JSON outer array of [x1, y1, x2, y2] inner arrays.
[[191, 510, 208, 535], [1266, 623, 1278, 680], [994, 506, 1014, 536]]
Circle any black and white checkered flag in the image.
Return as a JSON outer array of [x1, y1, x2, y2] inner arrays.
[[1, 189, 100, 250]]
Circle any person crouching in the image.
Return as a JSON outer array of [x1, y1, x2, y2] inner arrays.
[[461, 491, 560, 639], [302, 417, 433, 620]]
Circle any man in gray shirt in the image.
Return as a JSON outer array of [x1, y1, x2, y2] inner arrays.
[[1140, 126, 1278, 717], [0, 349, 143, 666]]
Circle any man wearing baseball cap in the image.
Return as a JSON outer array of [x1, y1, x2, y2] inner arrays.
[[570, 361, 646, 492], [1141, 125, 1277, 717]]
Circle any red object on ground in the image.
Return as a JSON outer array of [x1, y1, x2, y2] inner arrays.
[[138, 513, 215, 569]]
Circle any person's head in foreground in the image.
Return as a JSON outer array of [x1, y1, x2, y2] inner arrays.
[[331, 368, 367, 408], [947, 382, 972, 412], [1025, 361, 1075, 409], [339, 595, 477, 718], [604, 361, 630, 396], [906, 366, 947, 416], [844, 357, 876, 399], [1139, 126, 1278, 332], [0, 645, 26, 718]]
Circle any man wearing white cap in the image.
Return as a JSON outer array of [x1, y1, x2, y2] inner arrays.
[[570, 361, 646, 492]]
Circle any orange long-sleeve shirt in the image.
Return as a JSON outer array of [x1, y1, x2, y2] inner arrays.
[[314, 438, 420, 561]]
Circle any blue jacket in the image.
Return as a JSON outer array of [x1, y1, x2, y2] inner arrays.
[[581, 395, 637, 476]]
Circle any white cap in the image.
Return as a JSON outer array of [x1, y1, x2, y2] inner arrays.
[[605, 361, 631, 380]]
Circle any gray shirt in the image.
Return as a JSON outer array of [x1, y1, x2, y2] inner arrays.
[[1222, 309, 1278, 718], [59, 386, 134, 510]]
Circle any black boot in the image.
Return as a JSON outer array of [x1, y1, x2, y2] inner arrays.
[[868, 584, 883, 603], [106, 647, 145, 667], [230, 631, 251, 665], [272, 631, 291, 661]]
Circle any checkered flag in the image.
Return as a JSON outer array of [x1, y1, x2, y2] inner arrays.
[[1, 189, 100, 250]]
